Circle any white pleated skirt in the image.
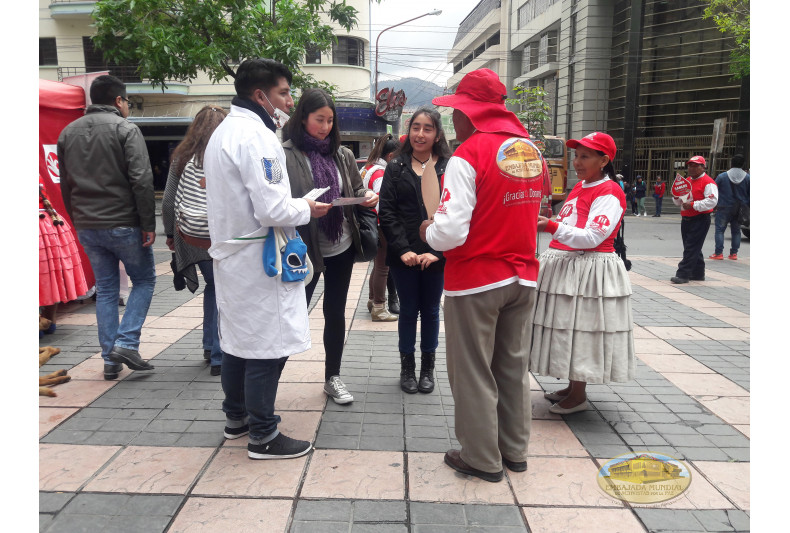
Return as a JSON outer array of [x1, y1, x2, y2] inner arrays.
[[529, 248, 635, 384]]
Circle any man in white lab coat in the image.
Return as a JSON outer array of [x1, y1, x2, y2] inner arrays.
[[204, 58, 330, 460]]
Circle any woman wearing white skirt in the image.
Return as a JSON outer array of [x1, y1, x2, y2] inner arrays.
[[531, 132, 635, 414]]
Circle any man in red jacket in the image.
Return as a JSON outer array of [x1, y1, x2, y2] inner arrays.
[[671, 156, 718, 284], [420, 68, 548, 482]]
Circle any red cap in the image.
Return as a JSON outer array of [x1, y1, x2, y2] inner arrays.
[[566, 132, 617, 161], [399, 134, 407, 143], [687, 155, 706, 166], [432, 69, 527, 137]]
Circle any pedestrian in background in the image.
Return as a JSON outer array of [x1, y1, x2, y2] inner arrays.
[[360, 133, 400, 322], [652, 175, 666, 217], [531, 132, 635, 414], [57, 74, 156, 380], [379, 107, 451, 395], [635, 175, 647, 216], [283, 88, 379, 405], [424, 69, 545, 482], [671, 155, 718, 284], [616, 173, 624, 190], [624, 180, 635, 215], [162, 105, 228, 376], [710, 154, 749, 260]]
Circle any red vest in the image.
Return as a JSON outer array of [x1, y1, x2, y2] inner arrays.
[[681, 173, 716, 217], [443, 132, 545, 293], [549, 179, 625, 253]]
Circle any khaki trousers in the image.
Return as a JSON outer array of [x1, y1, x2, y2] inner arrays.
[[444, 283, 536, 473]]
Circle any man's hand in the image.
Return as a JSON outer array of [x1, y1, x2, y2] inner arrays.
[[537, 216, 550, 233], [142, 231, 156, 247], [166, 237, 175, 251], [681, 201, 694, 211], [417, 253, 439, 270], [361, 191, 379, 208], [306, 198, 332, 218], [419, 219, 433, 243], [400, 251, 419, 267]]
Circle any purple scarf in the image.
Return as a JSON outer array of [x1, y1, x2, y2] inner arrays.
[[302, 133, 343, 243]]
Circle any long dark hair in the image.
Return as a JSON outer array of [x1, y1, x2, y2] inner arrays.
[[365, 133, 400, 166], [170, 105, 228, 176], [282, 88, 341, 154], [594, 150, 616, 181], [395, 107, 452, 160]]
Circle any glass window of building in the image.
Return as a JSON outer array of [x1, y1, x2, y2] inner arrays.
[[40, 38, 58, 66], [333, 37, 365, 67], [305, 44, 321, 64]]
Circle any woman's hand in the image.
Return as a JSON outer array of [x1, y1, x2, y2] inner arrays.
[[361, 191, 379, 208], [417, 253, 439, 270], [419, 219, 433, 242], [537, 216, 550, 232], [400, 251, 419, 267], [306, 198, 332, 218], [166, 237, 175, 251]]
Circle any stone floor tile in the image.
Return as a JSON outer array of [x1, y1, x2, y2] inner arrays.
[[139, 328, 190, 344], [38, 379, 118, 408], [274, 382, 328, 411], [529, 420, 589, 457], [39, 491, 76, 513], [692, 327, 749, 341], [193, 447, 307, 497], [83, 445, 213, 494], [144, 315, 203, 329], [164, 305, 205, 318], [661, 373, 749, 397], [407, 452, 515, 505], [39, 407, 78, 438], [632, 338, 684, 355], [645, 326, 708, 340], [696, 396, 749, 425], [39, 443, 120, 491], [280, 360, 326, 383], [510, 457, 621, 507], [637, 353, 716, 374], [633, 509, 705, 532], [301, 449, 405, 499], [522, 507, 646, 533], [627, 462, 735, 511], [169, 497, 292, 533], [691, 461, 750, 510], [734, 424, 750, 438]]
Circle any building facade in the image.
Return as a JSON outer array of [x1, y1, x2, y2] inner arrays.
[[39, 0, 387, 188]]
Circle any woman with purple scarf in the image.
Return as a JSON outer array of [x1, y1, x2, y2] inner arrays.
[[283, 88, 378, 405]]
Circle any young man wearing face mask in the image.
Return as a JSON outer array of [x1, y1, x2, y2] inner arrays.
[[203, 58, 331, 460]]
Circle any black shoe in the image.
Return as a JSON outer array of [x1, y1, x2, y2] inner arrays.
[[224, 423, 249, 440], [444, 449, 503, 482], [210, 365, 221, 376], [388, 299, 400, 315], [203, 349, 211, 363], [248, 432, 311, 459], [670, 276, 689, 284], [103, 363, 123, 380], [418, 352, 435, 393], [502, 457, 528, 472], [108, 346, 154, 371], [400, 352, 418, 394], [690, 276, 705, 281], [652, 214, 659, 217]]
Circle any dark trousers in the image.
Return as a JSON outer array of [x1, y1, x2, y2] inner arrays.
[[221, 352, 287, 442], [305, 245, 356, 381], [654, 195, 663, 215], [389, 267, 444, 354], [676, 213, 711, 280]]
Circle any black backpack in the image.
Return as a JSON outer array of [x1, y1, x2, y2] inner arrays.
[[614, 218, 632, 271]]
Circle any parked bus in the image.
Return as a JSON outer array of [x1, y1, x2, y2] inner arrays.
[[531, 135, 568, 211]]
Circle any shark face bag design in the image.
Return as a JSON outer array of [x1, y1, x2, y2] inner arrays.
[[263, 227, 312, 283]]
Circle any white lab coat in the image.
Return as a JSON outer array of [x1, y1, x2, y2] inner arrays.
[[203, 105, 312, 359]]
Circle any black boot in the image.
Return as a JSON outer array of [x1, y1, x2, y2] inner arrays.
[[418, 352, 435, 393], [387, 273, 400, 315], [400, 352, 418, 394]]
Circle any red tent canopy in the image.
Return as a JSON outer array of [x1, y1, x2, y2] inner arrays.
[[39, 79, 95, 289]]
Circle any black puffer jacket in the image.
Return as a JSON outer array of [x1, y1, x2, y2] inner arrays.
[[379, 154, 448, 271]]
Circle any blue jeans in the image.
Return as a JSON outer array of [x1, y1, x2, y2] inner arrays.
[[197, 260, 222, 367], [77, 227, 156, 362], [714, 207, 741, 255], [390, 267, 444, 354], [653, 195, 663, 215], [221, 352, 287, 442]]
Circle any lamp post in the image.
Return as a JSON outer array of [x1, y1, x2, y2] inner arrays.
[[374, 9, 441, 97]]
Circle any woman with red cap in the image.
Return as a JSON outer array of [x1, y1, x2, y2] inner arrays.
[[530, 132, 635, 414]]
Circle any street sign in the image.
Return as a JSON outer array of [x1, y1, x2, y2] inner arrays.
[[711, 118, 727, 154]]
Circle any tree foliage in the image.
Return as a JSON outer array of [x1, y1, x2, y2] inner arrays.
[[91, 0, 367, 92], [701, 0, 750, 79], [506, 85, 552, 146]]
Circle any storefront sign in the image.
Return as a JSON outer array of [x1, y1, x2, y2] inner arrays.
[[375, 87, 407, 122]]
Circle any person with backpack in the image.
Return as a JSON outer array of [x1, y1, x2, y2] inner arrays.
[[710, 154, 749, 260], [162, 105, 228, 376], [634, 176, 647, 216], [531, 132, 635, 415]]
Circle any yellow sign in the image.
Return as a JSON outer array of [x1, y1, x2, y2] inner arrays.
[[597, 452, 692, 504]]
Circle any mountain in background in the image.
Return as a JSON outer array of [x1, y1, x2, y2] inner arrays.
[[381, 77, 446, 110]]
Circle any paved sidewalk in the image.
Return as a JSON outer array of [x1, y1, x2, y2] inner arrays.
[[39, 253, 750, 532]]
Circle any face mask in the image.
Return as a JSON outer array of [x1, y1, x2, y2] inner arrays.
[[261, 90, 290, 129]]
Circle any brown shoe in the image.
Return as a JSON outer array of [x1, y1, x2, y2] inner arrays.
[[371, 303, 398, 322], [444, 449, 503, 482]]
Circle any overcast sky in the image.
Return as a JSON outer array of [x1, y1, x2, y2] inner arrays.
[[368, 0, 483, 87]]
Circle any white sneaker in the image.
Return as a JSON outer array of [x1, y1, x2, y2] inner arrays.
[[324, 376, 354, 404]]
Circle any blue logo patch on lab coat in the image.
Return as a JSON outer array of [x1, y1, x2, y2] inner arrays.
[[261, 157, 283, 184]]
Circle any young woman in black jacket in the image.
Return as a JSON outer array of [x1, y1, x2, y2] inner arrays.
[[379, 108, 452, 394]]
